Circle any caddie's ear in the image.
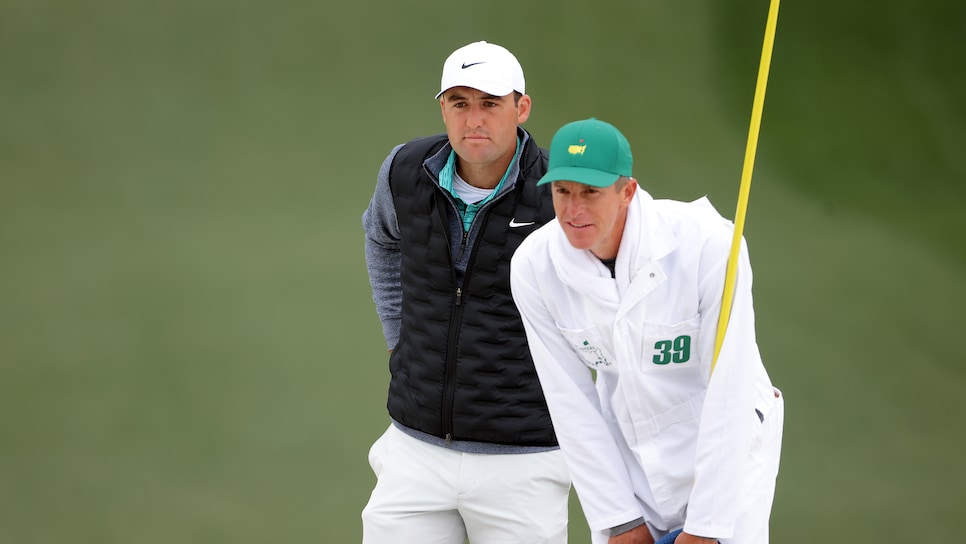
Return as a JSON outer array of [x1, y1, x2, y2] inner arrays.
[[621, 177, 638, 203]]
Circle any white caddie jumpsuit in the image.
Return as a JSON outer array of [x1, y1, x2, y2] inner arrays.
[[510, 190, 783, 543]]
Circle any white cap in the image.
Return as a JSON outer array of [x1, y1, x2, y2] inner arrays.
[[435, 41, 526, 99]]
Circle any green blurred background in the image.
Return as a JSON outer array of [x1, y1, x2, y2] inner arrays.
[[1, 0, 963, 542]]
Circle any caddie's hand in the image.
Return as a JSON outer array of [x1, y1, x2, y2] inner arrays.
[[673, 531, 717, 544], [608, 525, 654, 544]]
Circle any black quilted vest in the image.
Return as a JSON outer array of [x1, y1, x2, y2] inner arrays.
[[386, 133, 558, 446]]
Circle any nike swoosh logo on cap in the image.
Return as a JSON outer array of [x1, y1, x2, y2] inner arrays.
[[461, 62, 485, 69], [509, 218, 536, 228]]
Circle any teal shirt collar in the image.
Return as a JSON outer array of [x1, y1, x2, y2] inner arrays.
[[439, 136, 521, 232]]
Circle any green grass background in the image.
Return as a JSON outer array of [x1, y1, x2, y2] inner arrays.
[[1, 0, 963, 542]]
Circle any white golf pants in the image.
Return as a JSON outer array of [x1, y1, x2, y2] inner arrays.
[[361, 424, 571, 544]]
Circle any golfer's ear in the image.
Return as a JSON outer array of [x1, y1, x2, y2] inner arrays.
[[516, 94, 531, 124]]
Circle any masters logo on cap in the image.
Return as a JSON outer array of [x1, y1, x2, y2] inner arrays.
[[435, 41, 526, 99], [537, 118, 633, 188]]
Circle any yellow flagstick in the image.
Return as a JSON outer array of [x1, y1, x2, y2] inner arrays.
[[711, 0, 781, 374]]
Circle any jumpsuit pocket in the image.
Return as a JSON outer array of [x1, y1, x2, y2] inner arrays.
[[630, 393, 704, 520], [640, 316, 701, 373], [751, 387, 783, 462]]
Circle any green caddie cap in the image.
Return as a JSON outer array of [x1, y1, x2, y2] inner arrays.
[[537, 118, 633, 187]]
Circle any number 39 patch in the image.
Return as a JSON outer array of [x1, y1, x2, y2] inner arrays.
[[651, 335, 692, 365]]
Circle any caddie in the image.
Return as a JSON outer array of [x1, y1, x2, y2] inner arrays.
[[510, 118, 784, 544]]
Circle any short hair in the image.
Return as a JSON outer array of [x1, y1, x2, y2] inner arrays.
[[614, 176, 633, 191]]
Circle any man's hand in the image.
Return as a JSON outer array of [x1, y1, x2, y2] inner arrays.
[[608, 525, 654, 544], [673, 532, 717, 544]]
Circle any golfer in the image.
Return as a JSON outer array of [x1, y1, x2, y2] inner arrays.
[[510, 118, 784, 544], [361, 41, 568, 544]]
